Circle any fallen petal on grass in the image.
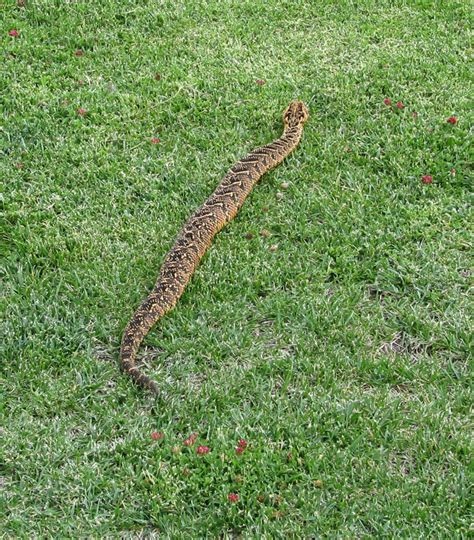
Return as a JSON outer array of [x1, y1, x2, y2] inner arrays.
[[238, 438, 247, 449], [183, 433, 198, 446]]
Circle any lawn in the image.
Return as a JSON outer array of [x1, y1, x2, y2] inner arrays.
[[1, 0, 472, 537]]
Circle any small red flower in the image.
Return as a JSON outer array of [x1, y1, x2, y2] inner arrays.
[[412, 111, 418, 118], [235, 446, 244, 455], [383, 98, 391, 106], [256, 79, 266, 86], [196, 445, 210, 455], [421, 175, 433, 184], [396, 101, 404, 109], [151, 137, 160, 144], [238, 439, 247, 449], [151, 431, 164, 440], [446, 116, 457, 124], [74, 49, 84, 57], [9, 29, 19, 37], [228, 493, 239, 503], [77, 107, 87, 116], [183, 433, 198, 446]]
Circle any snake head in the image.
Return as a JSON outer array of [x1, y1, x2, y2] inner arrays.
[[283, 101, 309, 129]]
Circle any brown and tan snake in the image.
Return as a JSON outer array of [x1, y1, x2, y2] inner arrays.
[[120, 101, 309, 393]]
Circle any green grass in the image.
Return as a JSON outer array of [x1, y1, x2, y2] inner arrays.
[[1, 0, 472, 537]]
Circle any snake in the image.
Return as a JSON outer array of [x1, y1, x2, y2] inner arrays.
[[120, 101, 309, 393]]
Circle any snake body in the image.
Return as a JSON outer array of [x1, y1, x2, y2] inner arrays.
[[120, 101, 309, 393]]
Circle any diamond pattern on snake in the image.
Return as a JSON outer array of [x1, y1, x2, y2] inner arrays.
[[120, 101, 309, 393]]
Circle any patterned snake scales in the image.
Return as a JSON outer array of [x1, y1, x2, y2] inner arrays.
[[120, 101, 309, 393]]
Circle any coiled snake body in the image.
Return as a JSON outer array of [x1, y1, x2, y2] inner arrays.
[[120, 101, 309, 393]]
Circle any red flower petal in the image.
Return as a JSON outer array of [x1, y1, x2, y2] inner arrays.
[[183, 432, 198, 446], [238, 438, 248, 449], [383, 98, 391, 106], [196, 445, 210, 455], [412, 111, 418, 118], [77, 107, 87, 116], [228, 493, 239, 503], [74, 49, 84, 57], [151, 137, 160, 144], [256, 79, 266, 86], [151, 431, 164, 440], [235, 446, 244, 454], [9, 29, 19, 37], [421, 175, 433, 184], [396, 101, 404, 109], [446, 116, 457, 124]]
